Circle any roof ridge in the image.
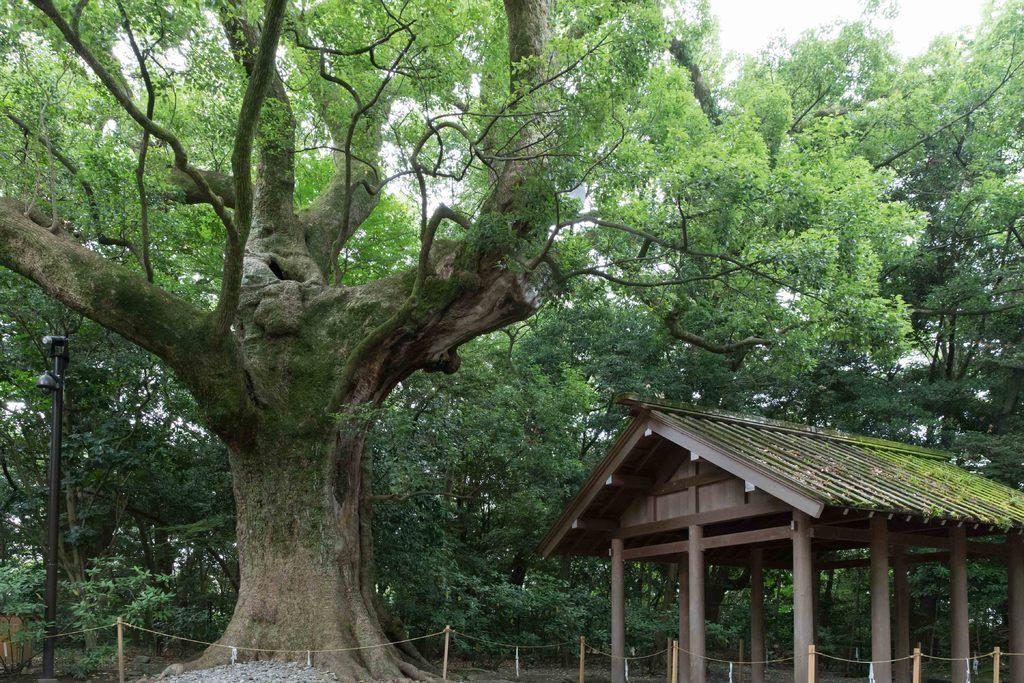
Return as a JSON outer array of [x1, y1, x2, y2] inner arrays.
[[616, 393, 949, 462]]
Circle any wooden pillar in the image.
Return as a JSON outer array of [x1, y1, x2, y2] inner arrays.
[[793, 510, 814, 683], [689, 525, 706, 683], [893, 548, 911, 683], [812, 564, 820, 638], [871, 515, 893, 683], [679, 556, 690, 683], [950, 526, 969, 683], [612, 538, 626, 683], [751, 548, 765, 683], [1008, 530, 1024, 683]]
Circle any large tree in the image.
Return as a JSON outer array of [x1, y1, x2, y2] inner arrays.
[[0, 0, 915, 677]]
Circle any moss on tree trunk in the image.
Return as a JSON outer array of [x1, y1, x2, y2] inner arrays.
[[186, 424, 430, 681]]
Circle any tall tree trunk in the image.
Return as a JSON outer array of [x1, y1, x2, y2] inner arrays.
[[190, 422, 427, 680]]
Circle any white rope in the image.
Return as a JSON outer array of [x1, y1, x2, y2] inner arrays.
[[124, 622, 445, 655], [230, 647, 237, 665], [515, 646, 520, 677], [307, 650, 312, 667], [869, 661, 875, 683], [728, 660, 733, 683]]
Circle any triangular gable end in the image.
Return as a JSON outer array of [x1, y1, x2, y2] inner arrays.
[[539, 411, 823, 558]]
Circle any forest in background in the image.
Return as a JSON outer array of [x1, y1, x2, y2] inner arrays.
[[1, 0, 1024, 676]]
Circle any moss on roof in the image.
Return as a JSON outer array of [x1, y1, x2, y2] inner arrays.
[[618, 394, 1024, 529]]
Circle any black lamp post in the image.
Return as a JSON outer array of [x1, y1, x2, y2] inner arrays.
[[36, 335, 68, 683]]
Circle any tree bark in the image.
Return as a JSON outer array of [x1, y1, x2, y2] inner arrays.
[[187, 424, 427, 680]]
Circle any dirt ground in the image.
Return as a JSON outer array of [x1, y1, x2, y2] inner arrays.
[[2, 656, 938, 682]]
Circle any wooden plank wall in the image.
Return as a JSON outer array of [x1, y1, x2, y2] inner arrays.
[[617, 458, 773, 528]]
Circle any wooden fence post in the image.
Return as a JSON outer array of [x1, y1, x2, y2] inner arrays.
[[442, 626, 451, 682], [117, 616, 125, 683], [579, 636, 586, 683], [913, 647, 922, 683], [994, 647, 1001, 683], [671, 640, 679, 683], [808, 644, 816, 683], [667, 640, 674, 683]]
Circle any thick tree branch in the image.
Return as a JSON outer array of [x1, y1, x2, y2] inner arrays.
[[218, 0, 296, 226], [666, 312, 771, 370], [214, 0, 289, 337], [1, 202, 196, 368], [669, 38, 720, 124], [167, 166, 237, 208], [289, 12, 414, 279], [0, 201, 258, 442], [329, 203, 470, 407]]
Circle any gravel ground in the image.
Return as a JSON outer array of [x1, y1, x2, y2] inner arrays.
[[158, 661, 340, 682]]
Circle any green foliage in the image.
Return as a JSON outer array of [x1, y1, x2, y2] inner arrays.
[[0, 563, 45, 674], [0, 562, 44, 619], [65, 557, 173, 633]]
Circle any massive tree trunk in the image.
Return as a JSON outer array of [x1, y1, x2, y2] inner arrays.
[[191, 425, 418, 678]]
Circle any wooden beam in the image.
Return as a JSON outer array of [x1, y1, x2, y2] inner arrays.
[[894, 548, 911, 683], [816, 551, 947, 570], [793, 511, 814, 683], [611, 538, 626, 683], [572, 518, 619, 532], [652, 470, 732, 496], [624, 540, 689, 561], [701, 525, 793, 551], [678, 555, 690, 683], [689, 525, 706, 683], [617, 499, 790, 540], [950, 527, 969, 683], [1009, 531, 1024, 683], [870, 515, 893, 683], [810, 525, 1008, 556], [751, 548, 765, 683], [606, 474, 654, 490], [624, 525, 793, 561]]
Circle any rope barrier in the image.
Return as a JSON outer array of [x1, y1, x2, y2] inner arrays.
[[28, 619, 1020, 672], [586, 645, 670, 661], [817, 652, 917, 664], [40, 622, 119, 640], [123, 622, 446, 655], [673, 641, 796, 665], [919, 652, 997, 662], [451, 630, 574, 649]]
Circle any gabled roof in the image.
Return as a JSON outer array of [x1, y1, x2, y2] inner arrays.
[[628, 396, 1024, 529], [539, 395, 1024, 558]]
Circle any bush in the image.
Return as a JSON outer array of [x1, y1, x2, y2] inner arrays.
[[0, 562, 44, 674]]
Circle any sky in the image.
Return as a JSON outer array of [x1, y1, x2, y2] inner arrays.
[[709, 0, 987, 59]]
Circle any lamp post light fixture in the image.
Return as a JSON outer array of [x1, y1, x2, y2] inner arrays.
[[36, 335, 68, 683]]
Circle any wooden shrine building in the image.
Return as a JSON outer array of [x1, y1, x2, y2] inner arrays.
[[540, 396, 1024, 683]]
